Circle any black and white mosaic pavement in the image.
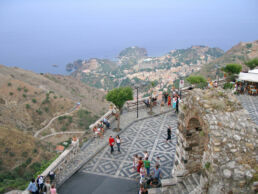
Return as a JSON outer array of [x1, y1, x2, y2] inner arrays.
[[81, 112, 177, 180]]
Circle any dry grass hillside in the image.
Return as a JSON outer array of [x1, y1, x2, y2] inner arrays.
[[0, 65, 108, 133], [199, 40, 258, 78], [0, 126, 55, 193], [0, 64, 109, 193]]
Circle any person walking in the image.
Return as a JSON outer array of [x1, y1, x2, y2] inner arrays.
[[167, 95, 171, 106], [137, 157, 143, 173], [176, 97, 179, 114], [139, 165, 146, 184], [116, 135, 121, 152], [143, 157, 150, 176], [27, 178, 38, 194], [166, 126, 172, 143], [109, 136, 115, 154], [43, 179, 51, 194]]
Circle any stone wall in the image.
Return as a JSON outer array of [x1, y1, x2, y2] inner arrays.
[[173, 88, 257, 193]]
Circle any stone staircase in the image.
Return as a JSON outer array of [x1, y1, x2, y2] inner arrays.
[[149, 172, 207, 194]]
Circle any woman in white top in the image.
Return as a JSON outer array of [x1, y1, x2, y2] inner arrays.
[[116, 135, 121, 152]]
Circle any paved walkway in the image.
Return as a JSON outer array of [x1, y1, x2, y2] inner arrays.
[[81, 112, 177, 181], [237, 95, 258, 125], [57, 105, 176, 191]]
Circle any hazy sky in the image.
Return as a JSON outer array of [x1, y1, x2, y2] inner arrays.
[[0, 0, 258, 74]]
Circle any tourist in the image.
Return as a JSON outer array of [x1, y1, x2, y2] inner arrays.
[[27, 178, 38, 194], [133, 154, 139, 170], [166, 126, 172, 143], [93, 126, 103, 138], [50, 184, 57, 194], [137, 157, 143, 173], [139, 165, 146, 184], [163, 91, 168, 103], [139, 184, 149, 194], [143, 98, 150, 108], [109, 136, 115, 154], [153, 165, 162, 181], [48, 171, 55, 184], [43, 179, 51, 194], [37, 175, 44, 192], [103, 118, 111, 129], [172, 96, 177, 109], [155, 157, 161, 167], [144, 151, 148, 160], [167, 95, 171, 106], [116, 135, 121, 152], [143, 157, 150, 176], [160, 101, 164, 112], [176, 97, 179, 114]]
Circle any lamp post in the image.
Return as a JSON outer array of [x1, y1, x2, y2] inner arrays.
[[136, 86, 139, 118]]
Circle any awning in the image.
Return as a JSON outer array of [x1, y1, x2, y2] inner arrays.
[[238, 72, 258, 83]]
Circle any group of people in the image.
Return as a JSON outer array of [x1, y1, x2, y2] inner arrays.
[[162, 91, 180, 114], [133, 152, 162, 193], [109, 135, 121, 153], [27, 172, 56, 194], [93, 118, 111, 138]]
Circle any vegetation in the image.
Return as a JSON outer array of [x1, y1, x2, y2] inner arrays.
[[245, 58, 258, 70], [23, 94, 27, 98], [7, 82, 12, 87], [17, 87, 22, 91], [9, 92, 13, 96], [32, 99, 37, 103], [223, 83, 234, 90], [77, 109, 98, 130], [186, 75, 207, 89], [25, 104, 30, 109], [221, 64, 242, 75], [106, 87, 133, 130]]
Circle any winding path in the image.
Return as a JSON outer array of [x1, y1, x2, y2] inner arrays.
[[34, 105, 79, 138], [40, 131, 85, 140]]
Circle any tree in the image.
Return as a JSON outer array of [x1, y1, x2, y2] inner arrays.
[[221, 64, 242, 82], [106, 87, 133, 130], [186, 75, 207, 89], [245, 58, 258, 70], [221, 64, 242, 75]]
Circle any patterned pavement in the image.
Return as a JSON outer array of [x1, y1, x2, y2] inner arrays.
[[81, 112, 177, 181], [237, 95, 258, 125]]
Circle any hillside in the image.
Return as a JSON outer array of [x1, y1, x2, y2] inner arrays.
[[199, 40, 258, 78], [0, 64, 109, 193], [67, 45, 224, 90], [0, 126, 55, 193]]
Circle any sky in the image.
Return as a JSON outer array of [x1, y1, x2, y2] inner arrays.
[[0, 0, 258, 74]]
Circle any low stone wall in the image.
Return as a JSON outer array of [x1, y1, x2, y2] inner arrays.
[[89, 109, 115, 131]]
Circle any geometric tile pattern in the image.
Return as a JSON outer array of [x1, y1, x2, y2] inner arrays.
[[81, 111, 177, 180]]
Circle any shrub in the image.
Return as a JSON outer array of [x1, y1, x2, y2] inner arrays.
[[23, 94, 27, 98], [32, 99, 37, 103], [61, 126, 67, 131], [17, 87, 22, 91], [9, 152, 15, 157], [44, 107, 49, 112], [9, 92, 13, 96], [23, 88, 28, 93], [25, 104, 30, 109], [221, 64, 242, 75], [21, 151, 28, 157], [205, 162, 211, 169], [8, 82, 12, 86], [54, 96, 57, 99], [33, 148, 38, 153], [36, 109, 42, 115], [245, 58, 258, 70], [223, 83, 234, 90]]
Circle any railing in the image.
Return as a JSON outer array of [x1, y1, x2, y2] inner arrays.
[[89, 109, 116, 131]]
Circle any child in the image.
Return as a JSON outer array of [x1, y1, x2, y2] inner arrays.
[[139, 165, 146, 184]]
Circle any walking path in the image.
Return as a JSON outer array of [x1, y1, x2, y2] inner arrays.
[[40, 131, 85, 140], [237, 95, 258, 125], [34, 105, 79, 137], [56, 105, 174, 187]]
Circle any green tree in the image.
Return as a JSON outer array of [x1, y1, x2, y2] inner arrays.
[[221, 64, 242, 75], [245, 58, 258, 70], [221, 63, 242, 82], [106, 87, 133, 130], [186, 75, 207, 89]]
